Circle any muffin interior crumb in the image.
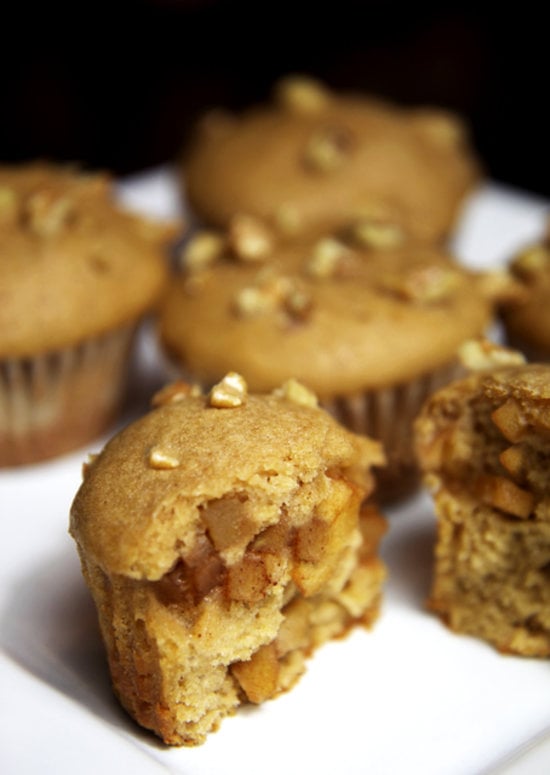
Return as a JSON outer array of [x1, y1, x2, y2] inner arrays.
[[417, 368, 550, 655]]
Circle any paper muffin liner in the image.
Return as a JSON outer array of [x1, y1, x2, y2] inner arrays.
[[0, 325, 135, 467], [322, 360, 465, 502]]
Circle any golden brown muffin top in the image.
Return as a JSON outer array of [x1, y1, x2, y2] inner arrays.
[[70, 375, 383, 580], [160, 225, 514, 396], [0, 162, 179, 357], [501, 230, 550, 355], [183, 75, 481, 243]]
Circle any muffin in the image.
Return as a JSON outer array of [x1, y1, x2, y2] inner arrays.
[[500, 224, 550, 360], [182, 74, 481, 244], [415, 340, 550, 656], [0, 161, 178, 466], [160, 225, 514, 499], [69, 374, 387, 746]]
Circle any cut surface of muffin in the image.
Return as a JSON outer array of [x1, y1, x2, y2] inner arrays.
[[415, 344, 550, 655]]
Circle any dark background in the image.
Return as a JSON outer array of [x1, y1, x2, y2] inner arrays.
[[1, 1, 548, 197]]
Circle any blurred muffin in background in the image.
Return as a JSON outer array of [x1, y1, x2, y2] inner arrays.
[[159, 221, 512, 500], [0, 161, 179, 467], [181, 75, 481, 245], [500, 223, 550, 361]]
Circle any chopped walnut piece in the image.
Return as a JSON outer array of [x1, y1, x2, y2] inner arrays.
[[151, 381, 202, 407], [459, 340, 526, 372], [272, 379, 318, 408], [303, 126, 354, 173], [228, 213, 274, 262], [284, 285, 312, 321], [475, 474, 534, 519], [379, 263, 462, 303], [275, 75, 330, 114], [233, 285, 274, 317], [25, 189, 73, 236], [350, 219, 404, 250], [512, 244, 550, 279], [208, 372, 248, 408], [307, 237, 350, 278], [234, 272, 312, 322], [148, 448, 181, 469], [231, 641, 280, 703], [180, 231, 225, 272]]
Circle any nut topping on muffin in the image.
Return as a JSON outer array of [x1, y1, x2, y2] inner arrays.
[[228, 213, 274, 262], [180, 231, 226, 272], [272, 378, 318, 408], [275, 74, 331, 114], [151, 380, 203, 407], [303, 126, 355, 173], [208, 371, 248, 407], [234, 271, 312, 323], [306, 237, 353, 278], [349, 218, 404, 250], [378, 263, 463, 303], [458, 339, 526, 371], [25, 189, 74, 236]]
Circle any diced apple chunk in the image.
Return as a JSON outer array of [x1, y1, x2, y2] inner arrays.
[[231, 642, 280, 703]]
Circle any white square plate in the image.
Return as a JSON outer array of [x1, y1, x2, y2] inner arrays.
[[1, 168, 549, 775]]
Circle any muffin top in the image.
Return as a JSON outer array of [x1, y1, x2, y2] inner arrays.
[[500, 229, 550, 355], [160, 225, 512, 396], [0, 162, 179, 358], [70, 375, 383, 580], [182, 75, 480, 243]]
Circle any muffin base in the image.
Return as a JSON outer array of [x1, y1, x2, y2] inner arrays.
[[0, 325, 135, 467], [76, 504, 386, 746]]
